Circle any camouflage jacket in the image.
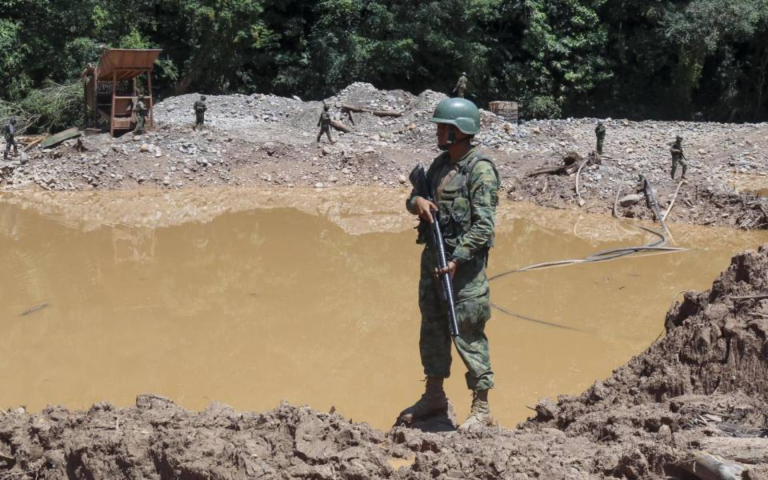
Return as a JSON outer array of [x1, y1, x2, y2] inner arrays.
[[318, 111, 330, 127], [134, 101, 148, 115], [455, 76, 468, 90], [670, 144, 684, 159], [595, 124, 606, 138], [407, 148, 500, 300], [3, 124, 14, 141], [194, 101, 207, 114]]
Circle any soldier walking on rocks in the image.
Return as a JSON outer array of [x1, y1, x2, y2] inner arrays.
[[400, 98, 500, 432], [194, 95, 207, 131], [670, 135, 688, 180], [453, 72, 468, 98], [133, 98, 148, 135], [317, 104, 335, 144], [595, 121, 606, 155], [3, 117, 18, 161]]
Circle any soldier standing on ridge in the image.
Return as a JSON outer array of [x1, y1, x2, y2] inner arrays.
[[317, 104, 335, 144], [3, 117, 18, 161], [194, 95, 207, 131], [453, 72, 468, 98], [670, 135, 687, 180], [133, 98, 148, 134], [400, 97, 500, 432], [595, 121, 606, 155]]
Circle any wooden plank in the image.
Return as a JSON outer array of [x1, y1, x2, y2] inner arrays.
[[341, 103, 366, 113], [110, 71, 116, 136], [23, 137, 44, 151], [112, 118, 132, 129], [96, 49, 162, 80], [147, 70, 154, 129], [40, 128, 81, 149], [372, 110, 402, 117], [340, 103, 402, 117], [330, 119, 352, 133]]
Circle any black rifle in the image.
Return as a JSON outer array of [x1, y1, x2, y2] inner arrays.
[[409, 163, 460, 338]]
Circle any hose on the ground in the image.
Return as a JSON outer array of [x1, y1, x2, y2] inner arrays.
[[488, 177, 686, 330]]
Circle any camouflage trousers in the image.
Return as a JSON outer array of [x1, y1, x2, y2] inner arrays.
[[135, 114, 145, 134], [671, 156, 687, 179], [4, 137, 17, 159], [317, 126, 333, 143], [596, 137, 604, 155], [456, 88, 465, 99], [195, 112, 205, 130], [418, 267, 494, 391]]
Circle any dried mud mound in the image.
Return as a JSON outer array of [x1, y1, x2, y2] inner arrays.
[[526, 245, 768, 478], [2, 248, 768, 479]]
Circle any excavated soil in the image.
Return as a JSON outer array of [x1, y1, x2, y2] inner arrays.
[[1, 82, 767, 229], [2, 247, 768, 479]]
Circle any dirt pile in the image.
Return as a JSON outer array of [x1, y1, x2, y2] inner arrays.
[[2, 247, 768, 479], [522, 245, 768, 478]]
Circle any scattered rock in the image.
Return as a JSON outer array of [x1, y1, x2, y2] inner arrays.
[[619, 194, 642, 207]]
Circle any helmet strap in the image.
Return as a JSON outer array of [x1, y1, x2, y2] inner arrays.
[[439, 127, 471, 152]]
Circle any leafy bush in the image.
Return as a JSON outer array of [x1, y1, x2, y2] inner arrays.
[[525, 96, 562, 120], [0, 82, 83, 134]]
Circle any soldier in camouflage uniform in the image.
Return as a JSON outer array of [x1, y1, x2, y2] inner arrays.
[[194, 96, 207, 131], [3, 117, 18, 161], [595, 121, 606, 155], [670, 135, 687, 180], [317, 104, 335, 144], [400, 98, 500, 432], [453, 72, 468, 98], [133, 99, 148, 134]]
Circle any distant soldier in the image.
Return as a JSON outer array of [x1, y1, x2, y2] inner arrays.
[[133, 99, 148, 134], [3, 117, 18, 160], [194, 95, 207, 131], [670, 135, 687, 180], [317, 104, 335, 144], [595, 121, 606, 155], [340, 105, 355, 126], [453, 72, 468, 98]]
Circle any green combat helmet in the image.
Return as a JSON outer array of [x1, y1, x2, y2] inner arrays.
[[430, 98, 481, 135]]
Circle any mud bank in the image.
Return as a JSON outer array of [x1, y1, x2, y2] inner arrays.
[[0, 82, 766, 230], [2, 248, 768, 479]]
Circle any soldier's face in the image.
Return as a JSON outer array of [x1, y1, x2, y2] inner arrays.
[[437, 124, 467, 150], [437, 124, 449, 146]]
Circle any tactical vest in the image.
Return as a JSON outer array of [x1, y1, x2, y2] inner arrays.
[[418, 150, 500, 252]]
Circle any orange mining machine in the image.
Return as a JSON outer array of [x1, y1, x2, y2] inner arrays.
[[82, 48, 162, 136]]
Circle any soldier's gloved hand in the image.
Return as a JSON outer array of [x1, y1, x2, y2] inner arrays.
[[435, 261, 457, 280], [414, 197, 438, 223]]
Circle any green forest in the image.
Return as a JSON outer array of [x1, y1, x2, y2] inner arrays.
[[2, 0, 768, 127]]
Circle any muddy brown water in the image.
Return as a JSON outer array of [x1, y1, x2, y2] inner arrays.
[[0, 188, 766, 431]]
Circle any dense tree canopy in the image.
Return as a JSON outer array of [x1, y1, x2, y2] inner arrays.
[[1, 0, 768, 124]]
